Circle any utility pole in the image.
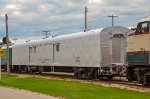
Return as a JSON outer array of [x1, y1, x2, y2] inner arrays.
[[149, 22, 150, 64], [84, 6, 88, 32], [5, 14, 10, 76], [43, 31, 50, 38], [108, 14, 118, 26]]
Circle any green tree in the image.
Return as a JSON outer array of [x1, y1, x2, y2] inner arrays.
[[2, 37, 11, 44]]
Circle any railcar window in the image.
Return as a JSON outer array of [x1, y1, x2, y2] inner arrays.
[[56, 44, 60, 52], [141, 22, 148, 33], [29, 47, 32, 53], [136, 22, 149, 34], [33, 46, 36, 53], [136, 23, 141, 33]]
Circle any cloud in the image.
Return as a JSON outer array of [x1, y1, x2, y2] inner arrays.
[[0, 0, 149, 42]]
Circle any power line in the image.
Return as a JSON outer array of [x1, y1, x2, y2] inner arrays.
[[119, 8, 150, 15]]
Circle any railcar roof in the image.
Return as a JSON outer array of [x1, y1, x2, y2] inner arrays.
[[1, 45, 12, 49], [12, 28, 102, 47], [12, 26, 131, 47], [101, 26, 131, 35]]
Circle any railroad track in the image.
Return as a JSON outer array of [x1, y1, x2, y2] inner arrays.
[[2, 72, 150, 93]]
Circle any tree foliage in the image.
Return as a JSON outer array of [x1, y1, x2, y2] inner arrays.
[[2, 37, 11, 44]]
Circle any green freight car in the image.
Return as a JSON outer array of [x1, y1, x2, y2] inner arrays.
[[1, 48, 12, 70]]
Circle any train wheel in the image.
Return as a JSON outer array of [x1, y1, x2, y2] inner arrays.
[[107, 76, 113, 80], [4, 65, 7, 71], [143, 72, 150, 85], [74, 68, 79, 78], [74, 71, 78, 78], [93, 70, 98, 79], [126, 67, 133, 82], [74, 68, 96, 80]]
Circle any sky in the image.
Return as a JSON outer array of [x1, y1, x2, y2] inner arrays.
[[0, 0, 150, 42]]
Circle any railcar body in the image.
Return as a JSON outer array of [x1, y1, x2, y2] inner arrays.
[[126, 16, 150, 85], [1, 48, 12, 70], [2, 26, 131, 79]]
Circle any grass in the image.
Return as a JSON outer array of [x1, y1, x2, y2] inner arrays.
[[0, 74, 150, 99]]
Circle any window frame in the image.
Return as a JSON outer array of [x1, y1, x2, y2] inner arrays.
[[33, 46, 36, 53], [136, 21, 149, 34], [56, 43, 60, 52]]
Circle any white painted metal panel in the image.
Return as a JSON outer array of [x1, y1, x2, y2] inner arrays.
[[11, 26, 131, 68], [12, 45, 29, 65], [29, 42, 53, 66], [53, 32, 100, 67], [100, 26, 132, 67]]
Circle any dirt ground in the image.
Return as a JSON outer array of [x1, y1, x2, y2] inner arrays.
[[0, 86, 58, 99]]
